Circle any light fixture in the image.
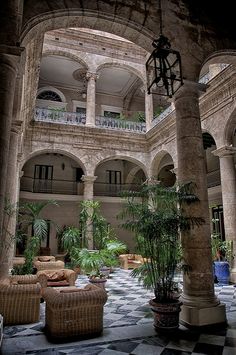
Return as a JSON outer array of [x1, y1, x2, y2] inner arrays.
[[81, 92, 87, 99], [146, 0, 183, 98]]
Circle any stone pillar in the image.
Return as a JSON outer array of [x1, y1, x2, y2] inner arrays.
[[212, 146, 236, 281], [86, 72, 98, 126], [81, 175, 97, 249], [174, 81, 226, 327], [2, 127, 20, 270], [0, 50, 21, 251], [145, 90, 153, 131]]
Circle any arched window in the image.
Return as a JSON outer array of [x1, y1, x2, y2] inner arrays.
[[37, 90, 62, 102]]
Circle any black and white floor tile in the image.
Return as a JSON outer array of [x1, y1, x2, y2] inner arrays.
[[1, 269, 236, 355]]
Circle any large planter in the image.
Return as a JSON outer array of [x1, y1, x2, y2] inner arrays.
[[149, 299, 182, 331], [214, 261, 230, 285]]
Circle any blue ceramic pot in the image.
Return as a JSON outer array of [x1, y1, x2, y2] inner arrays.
[[214, 261, 230, 285]]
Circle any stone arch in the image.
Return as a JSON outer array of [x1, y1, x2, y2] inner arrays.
[[125, 166, 145, 185], [202, 129, 217, 149], [42, 50, 89, 70], [150, 150, 175, 177], [20, 148, 87, 174], [96, 61, 145, 84], [201, 50, 236, 69], [20, 1, 236, 83], [93, 155, 148, 178], [21, 12, 155, 52]]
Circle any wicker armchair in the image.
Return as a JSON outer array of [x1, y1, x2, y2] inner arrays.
[[0, 278, 41, 325], [119, 254, 144, 269], [37, 269, 77, 287], [33, 255, 65, 271], [43, 284, 108, 339], [9, 273, 48, 289]]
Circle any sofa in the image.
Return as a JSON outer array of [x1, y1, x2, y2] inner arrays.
[[119, 254, 144, 269], [43, 284, 108, 339], [0, 277, 41, 325], [37, 268, 77, 287], [33, 255, 65, 271]]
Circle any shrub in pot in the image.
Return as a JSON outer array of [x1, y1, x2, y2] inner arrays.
[[120, 180, 204, 332], [211, 232, 233, 285]]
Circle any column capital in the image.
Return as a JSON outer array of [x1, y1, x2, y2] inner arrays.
[[86, 72, 99, 81], [81, 175, 97, 183], [174, 80, 207, 100], [212, 146, 236, 158]]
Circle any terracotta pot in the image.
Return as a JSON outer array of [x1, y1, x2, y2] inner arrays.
[[149, 299, 182, 331]]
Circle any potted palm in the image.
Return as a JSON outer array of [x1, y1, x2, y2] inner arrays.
[[120, 179, 204, 331], [12, 200, 58, 275], [211, 232, 233, 285]]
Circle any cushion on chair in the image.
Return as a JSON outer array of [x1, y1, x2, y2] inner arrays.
[[47, 270, 65, 281], [59, 285, 93, 293]]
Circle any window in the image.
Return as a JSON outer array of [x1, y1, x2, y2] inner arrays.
[[106, 170, 121, 184], [76, 107, 86, 115], [33, 165, 53, 193], [212, 205, 225, 240], [101, 105, 122, 118], [104, 111, 120, 119], [37, 90, 62, 102]]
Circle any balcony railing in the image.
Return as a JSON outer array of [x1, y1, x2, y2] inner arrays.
[[21, 177, 141, 197], [151, 105, 174, 128], [34, 108, 86, 125], [95, 116, 146, 133], [21, 176, 81, 195], [94, 182, 141, 197]]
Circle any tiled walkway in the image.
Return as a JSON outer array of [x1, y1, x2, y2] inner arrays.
[[1, 269, 236, 354]]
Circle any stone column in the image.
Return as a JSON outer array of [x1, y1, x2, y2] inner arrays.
[[0, 50, 21, 254], [86, 72, 98, 127], [1, 126, 20, 271], [81, 175, 97, 249], [145, 90, 153, 132], [174, 81, 226, 327], [212, 146, 236, 282]]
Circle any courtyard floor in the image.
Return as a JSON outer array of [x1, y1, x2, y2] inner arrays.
[[1, 269, 236, 355]]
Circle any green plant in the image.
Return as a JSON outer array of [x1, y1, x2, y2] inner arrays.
[[74, 248, 105, 277], [211, 218, 233, 263], [211, 233, 233, 262], [67, 200, 127, 275], [15, 200, 59, 274], [119, 179, 204, 303], [59, 226, 81, 253]]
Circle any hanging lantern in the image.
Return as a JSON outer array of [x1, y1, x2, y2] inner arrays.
[[146, 1, 183, 97]]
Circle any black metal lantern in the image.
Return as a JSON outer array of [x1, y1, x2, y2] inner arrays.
[[146, 1, 183, 97]]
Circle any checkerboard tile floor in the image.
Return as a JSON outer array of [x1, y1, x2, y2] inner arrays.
[[1, 269, 236, 354]]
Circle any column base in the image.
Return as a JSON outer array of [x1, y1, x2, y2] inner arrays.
[[180, 303, 226, 328]]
